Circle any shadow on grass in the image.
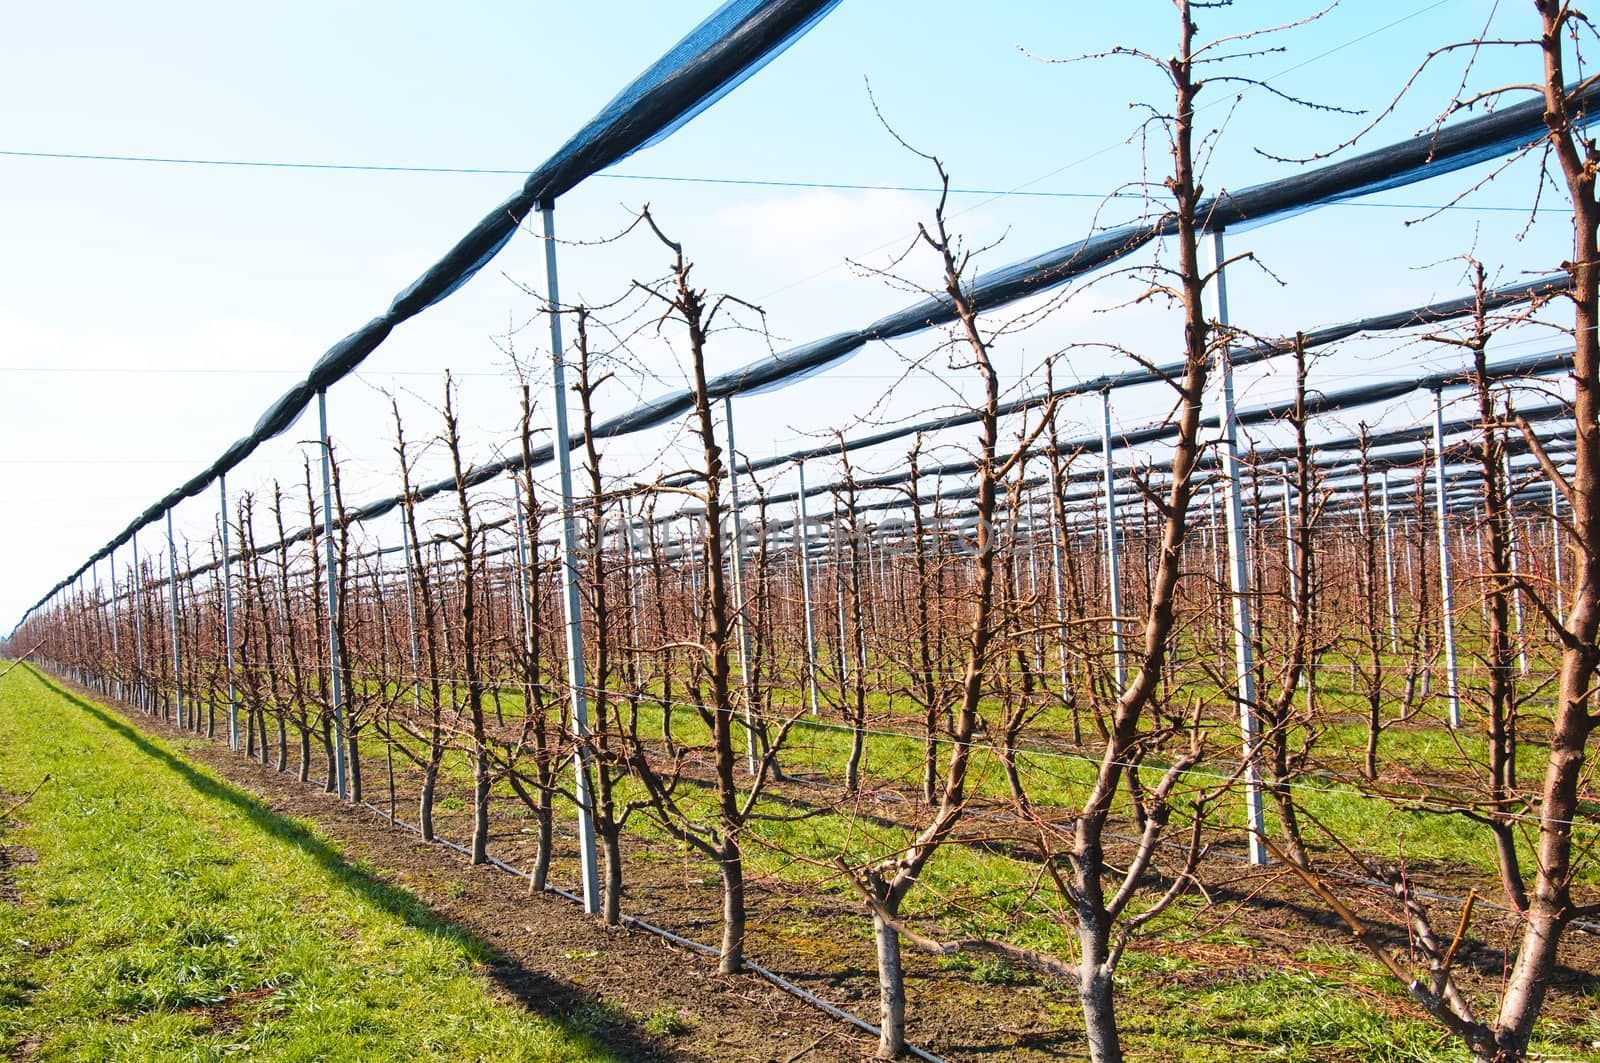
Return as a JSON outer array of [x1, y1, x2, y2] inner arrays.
[[28, 669, 674, 1063]]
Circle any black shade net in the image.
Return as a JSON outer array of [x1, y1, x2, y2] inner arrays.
[[20, 59, 1595, 627], [16, 0, 840, 624]]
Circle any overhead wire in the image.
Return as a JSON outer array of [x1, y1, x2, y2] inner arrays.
[[0, 147, 1555, 215]]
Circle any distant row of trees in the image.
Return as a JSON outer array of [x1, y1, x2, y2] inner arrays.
[[12, 4, 1599, 1061]]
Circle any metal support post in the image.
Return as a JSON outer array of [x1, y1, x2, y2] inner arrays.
[[108, 547, 121, 700], [1502, 453, 1528, 675], [621, 497, 646, 694], [513, 486, 537, 698], [1209, 485, 1226, 671], [132, 534, 146, 711], [220, 474, 239, 749], [1209, 229, 1267, 865], [1552, 481, 1566, 617], [1381, 471, 1400, 653], [796, 461, 820, 715], [69, 574, 82, 685], [1099, 390, 1127, 692], [541, 202, 601, 915], [1282, 469, 1298, 622], [1282, 467, 1306, 690], [402, 508, 423, 714], [832, 514, 849, 683], [318, 390, 349, 798], [1048, 487, 1071, 706], [1432, 389, 1463, 729], [166, 509, 185, 728], [723, 396, 758, 772], [1027, 497, 1044, 673], [1475, 507, 1492, 629]]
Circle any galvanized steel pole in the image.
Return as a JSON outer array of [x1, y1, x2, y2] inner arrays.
[[318, 389, 349, 799], [132, 533, 146, 711], [1209, 230, 1267, 866], [1381, 470, 1400, 653], [1099, 391, 1127, 693], [832, 513, 849, 685], [220, 473, 239, 750], [1552, 480, 1566, 616], [166, 509, 185, 729], [1431, 389, 1463, 729], [796, 460, 820, 716], [401, 507, 423, 715], [1502, 452, 1528, 676], [513, 487, 537, 688], [1282, 467, 1308, 692], [540, 203, 602, 916], [108, 547, 121, 701], [1282, 470, 1298, 624], [1048, 488, 1070, 707], [723, 397, 758, 772], [1208, 485, 1226, 671]]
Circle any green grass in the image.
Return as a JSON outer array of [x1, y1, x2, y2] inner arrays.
[[126, 659, 1600, 1059], [0, 665, 619, 1063]]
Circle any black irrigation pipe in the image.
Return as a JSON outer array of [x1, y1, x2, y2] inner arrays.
[[754, 743, 1600, 938], [29, 655, 1600, 1019], [345, 800, 951, 1063], [32, 652, 944, 1060], [355, 685, 1600, 948], [777, 768, 1600, 939]]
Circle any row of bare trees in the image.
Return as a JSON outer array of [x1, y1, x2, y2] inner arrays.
[[12, 5, 1600, 1060]]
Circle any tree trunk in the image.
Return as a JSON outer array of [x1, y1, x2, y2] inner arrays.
[[602, 828, 623, 926], [419, 759, 438, 842], [873, 910, 906, 1058], [1078, 951, 1122, 1063], [471, 749, 490, 865], [531, 785, 552, 891], [846, 725, 865, 794], [348, 734, 362, 803], [717, 844, 745, 975], [322, 719, 337, 793]]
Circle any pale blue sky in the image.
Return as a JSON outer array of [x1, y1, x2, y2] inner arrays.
[[0, 0, 1569, 626]]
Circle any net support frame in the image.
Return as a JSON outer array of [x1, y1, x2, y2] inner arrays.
[[1432, 388, 1464, 729], [541, 202, 602, 916], [221, 473, 239, 750], [1210, 229, 1268, 867], [318, 390, 350, 800]]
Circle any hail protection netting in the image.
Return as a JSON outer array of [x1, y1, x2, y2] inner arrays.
[[16, 0, 841, 628], [25, 76, 1590, 619]]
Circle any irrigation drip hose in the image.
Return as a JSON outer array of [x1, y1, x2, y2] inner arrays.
[[349, 714, 1600, 943], [346, 799, 952, 1063], [163, 748, 944, 1058], [20, 73, 1599, 630], [25, 661, 1600, 963]]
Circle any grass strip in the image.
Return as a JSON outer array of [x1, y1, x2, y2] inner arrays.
[[0, 665, 619, 1063]]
